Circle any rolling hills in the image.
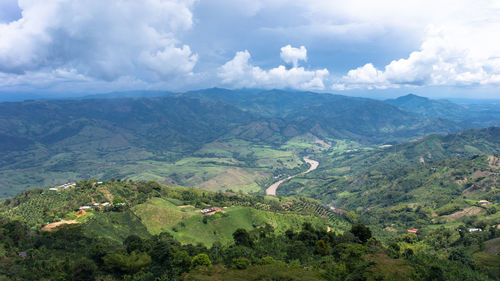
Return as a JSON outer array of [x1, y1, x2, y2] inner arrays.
[[386, 94, 500, 127], [0, 179, 346, 245], [0, 89, 478, 197], [0, 178, 498, 280], [277, 127, 500, 238], [0, 91, 499, 279], [279, 127, 500, 195]]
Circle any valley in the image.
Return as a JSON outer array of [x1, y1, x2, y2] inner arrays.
[[1, 89, 490, 198], [266, 157, 319, 196], [0, 89, 499, 280]]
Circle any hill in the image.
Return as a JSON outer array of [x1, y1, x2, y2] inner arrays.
[[386, 94, 500, 127], [386, 94, 467, 120], [324, 126, 500, 175], [185, 89, 465, 144], [0, 89, 470, 197], [0, 180, 347, 245], [0, 179, 498, 280], [337, 154, 499, 230], [278, 127, 500, 211]]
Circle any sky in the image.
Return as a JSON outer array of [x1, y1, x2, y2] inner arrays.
[[0, 0, 499, 99]]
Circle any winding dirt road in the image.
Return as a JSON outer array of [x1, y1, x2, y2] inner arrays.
[[266, 157, 319, 196]]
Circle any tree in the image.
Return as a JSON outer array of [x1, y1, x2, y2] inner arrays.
[[233, 228, 253, 247], [173, 250, 191, 274], [72, 258, 97, 281], [191, 254, 211, 268], [350, 224, 372, 244], [316, 240, 331, 256], [449, 248, 475, 268], [150, 240, 173, 268], [428, 265, 445, 281], [286, 241, 308, 262], [103, 252, 151, 274], [124, 235, 144, 253]]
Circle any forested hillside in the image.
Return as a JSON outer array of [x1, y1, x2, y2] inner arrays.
[[0, 89, 473, 197], [278, 128, 500, 245], [280, 127, 500, 202], [386, 94, 500, 127], [0, 93, 499, 280], [0, 180, 498, 280]]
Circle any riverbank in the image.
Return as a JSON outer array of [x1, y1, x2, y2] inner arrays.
[[265, 157, 319, 196]]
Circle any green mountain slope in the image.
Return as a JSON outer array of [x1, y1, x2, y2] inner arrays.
[[386, 94, 467, 119], [0, 180, 347, 245], [0, 179, 497, 280], [186, 89, 465, 144], [279, 127, 500, 206], [339, 154, 499, 227], [386, 93, 500, 127], [0, 89, 470, 197]]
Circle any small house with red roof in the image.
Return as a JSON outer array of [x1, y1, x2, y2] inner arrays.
[[407, 229, 418, 234]]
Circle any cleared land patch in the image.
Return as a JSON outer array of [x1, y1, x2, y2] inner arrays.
[[443, 206, 483, 222], [42, 220, 78, 231], [132, 198, 194, 234]]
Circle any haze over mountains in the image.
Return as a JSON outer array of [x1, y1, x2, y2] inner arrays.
[[1, 88, 499, 280], [1, 1, 500, 279], [0, 88, 499, 197]]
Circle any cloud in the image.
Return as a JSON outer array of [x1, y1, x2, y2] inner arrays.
[[280, 45, 307, 68], [0, 0, 197, 84], [333, 63, 387, 90], [218, 47, 329, 90], [334, 25, 500, 89], [1, 0, 499, 94], [212, 0, 500, 90]]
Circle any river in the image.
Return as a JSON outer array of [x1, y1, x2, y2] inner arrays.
[[265, 157, 319, 196]]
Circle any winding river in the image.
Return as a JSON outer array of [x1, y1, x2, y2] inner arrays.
[[265, 157, 319, 196]]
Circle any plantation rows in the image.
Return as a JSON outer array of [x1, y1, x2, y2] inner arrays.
[[287, 198, 349, 230]]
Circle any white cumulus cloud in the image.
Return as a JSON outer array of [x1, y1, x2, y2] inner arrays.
[[280, 45, 307, 68], [0, 0, 197, 85], [334, 24, 500, 89], [218, 47, 329, 91], [213, 0, 500, 90]]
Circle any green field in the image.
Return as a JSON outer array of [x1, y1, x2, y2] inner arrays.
[[132, 198, 329, 246], [121, 138, 320, 193]]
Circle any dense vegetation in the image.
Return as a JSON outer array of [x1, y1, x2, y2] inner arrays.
[[280, 127, 500, 201], [0, 89, 481, 197], [1, 90, 500, 280], [0, 180, 498, 280], [1, 180, 346, 239], [386, 94, 500, 127]]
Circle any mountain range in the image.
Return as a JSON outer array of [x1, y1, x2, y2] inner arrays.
[[0, 89, 499, 280], [0, 89, 499, 197]]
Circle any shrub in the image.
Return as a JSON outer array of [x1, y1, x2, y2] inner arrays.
[[191, 254, 211, 268], [435, 204, 461, 216], [232, 257, 250, 270], [259, 256, 275, 265]]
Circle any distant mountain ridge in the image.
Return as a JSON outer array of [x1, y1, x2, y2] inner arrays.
[[81, 90, 174, 99], [182, 89, 465, 143], [386, 93, 500, 128], [0, 88, 495, 197], [385, 93, 467, 119]]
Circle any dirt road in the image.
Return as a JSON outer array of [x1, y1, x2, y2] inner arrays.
[[266, 157, 319, 196]]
